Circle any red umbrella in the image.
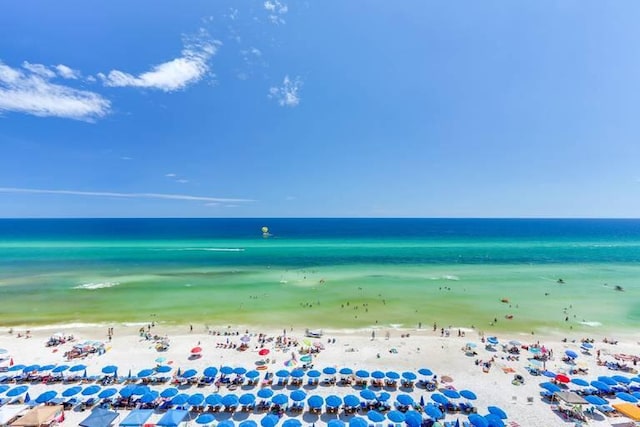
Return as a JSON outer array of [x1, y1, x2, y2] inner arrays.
[[555, 374, 570, 384], [191, 346, 202, 354], [258, 348, 270, 356]]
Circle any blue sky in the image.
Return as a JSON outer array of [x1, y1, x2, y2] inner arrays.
[[1, 1, 639, 218]]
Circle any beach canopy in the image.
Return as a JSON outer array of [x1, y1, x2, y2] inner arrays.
[[612, 403, 640, 421], [156, 409, 189, 427], [79, 407, 119, 427], [119, 409, 153, 426], [10, 405, 62, 427]]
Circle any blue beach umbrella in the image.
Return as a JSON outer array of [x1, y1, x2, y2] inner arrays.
[[396, 394, 414, 406], [307, 370, 321, 378], [240, 421, 257, 427], [275, 370, 290, 378], [155, 365, 172, 373], [571, 378, 589, 387], [468, 414, 489, 427], [612, 375, 632, 385], [221, 394, 238, 407], [196, 414, 215, 425], [35, 390, 57, 404], [39, 364, 55, 371], [326, 395, 342, 408], [565, 350, 578, 359], [344, 395, 360, 408], [404, 411, 423, 427], [246, 370, 260, 379], [260, 414, 279, 427], [633, 392, 640, 399], [425, 404, 443, 420], [234, 367, 247, 375], [585, 395, 607, 405], [52, 365, 69, 373], [272, 394, 288, 406], [132, 385, 149, 396], [328, 420, 346, 427], [140, 391, 159, 404], [188, 393, 206, 406], [387, 410, 406, 423], [541, 370, 556, 378], [82, 385, 101, 396], [290, 390, 306, 402], [290, 369, 304, 378], [486, 337, 498, 345], [8, 365, 25, 372], [69, 364, 87, 372], [220, 366, 234, 375], [460, 390, 477, 400], [219, 421, 235, 427], [485, 414, 505, 427], [257, 389, 273, 399], [540, 382, 561, 393], [376, 392, 391, 402], [617, 392, 638, 403], [23, 364, 40, 373], [181, 369, 197, 378], [324, 367, 338, 375], [98, 388, 118, 399], [307, 395, 323, 409], [101, 365, 118, 375], [487, 406, 507, 419], [160, 388, 179, 399], [355, 370, 370, 378], [371, 370, 385, 379], [118, 384, 136, 398], [386, 371, 400, 380], [137, 369, 154, 378], [338, 367, 352, 375], [349, 418, 368, 427], [203, 367, 218, 378], [581, 342, 593, 349], [418, 368, 433, 376], [205, 394, 221, 406], [239, 393, 256, 405], [7, 386, 28, 397], [442, 389, 460, 399], [62, 386, 82, 397], [402, 371, 417, 380], [598, 376, 617, 386], [282, 420, 301, 427], [367, 410, 385, 423], [431, 393, 449, 405], [0, 385, 10, 395], [360, 389, 375, 400], [591, 381, 612, 392], [171, 393, 190, 406]]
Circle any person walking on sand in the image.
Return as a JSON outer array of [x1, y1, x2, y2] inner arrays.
[[371, 331, 375, 340]]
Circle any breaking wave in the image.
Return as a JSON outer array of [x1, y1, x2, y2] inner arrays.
[[428, 275, 460, 281], [74, 282, 121, 290]]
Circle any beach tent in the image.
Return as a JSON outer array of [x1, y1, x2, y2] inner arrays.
[[10, 404, 63, 427], [0, 405, 27, 427], [79, 407, 119, 427], [118, 409, 153, 427], [613, 403, 640, 421], [554, 391, 588, 405], [156, 409, 189, 427]]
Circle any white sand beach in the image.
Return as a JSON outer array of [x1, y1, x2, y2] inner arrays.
[[1, 324, 639, 426]]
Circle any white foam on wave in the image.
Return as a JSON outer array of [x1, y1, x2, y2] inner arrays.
[[74, 282, 120, 290], [428, 275, 460, 281], [579, 321, 602, 327]]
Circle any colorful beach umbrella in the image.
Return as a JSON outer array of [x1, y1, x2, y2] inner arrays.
[[376, 392, 391, 402], [275, 369, 290, 378], [307, 369, 321, 378], [371, 370, 385, 379], [137, 369, 154, 378], [431, 393, 449, 405], [171, 393, 190, 406], [386, 371, 400, 380], [612, 375, 632, 384], [355, 369, 370, 378], [402, 371, 417, 380], [220, 366, 233, 375], [203, 367, 218, 378], [404, 411, 423, 427], [69, 364, 87, 372], [181, 369, 197, 378], [397, 394, 414, 406], [540, 382, 561, 393], [140, 391, 159, 404], [360, 389, 375, 400], [258, 348, 270, 356], [155, 365, 172, 373], [555, 374, 570, 384], [190, 346, 202, 354], [246, 370, 260, 378], [585, 395, 607, 405]]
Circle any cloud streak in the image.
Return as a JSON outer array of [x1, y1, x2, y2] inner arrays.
[[0, 187, 253, 203], [269, 75, 302, 107], [0, 62, 110, 121], [99, 30, 220, 92]]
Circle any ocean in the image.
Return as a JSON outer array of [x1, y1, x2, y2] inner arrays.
[[0, 218, 639, 334]]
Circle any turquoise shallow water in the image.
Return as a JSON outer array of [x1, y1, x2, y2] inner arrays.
[[0, 218, 638, 334]]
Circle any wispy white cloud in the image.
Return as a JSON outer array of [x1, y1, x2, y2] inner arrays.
[[165, 173, 177, 177], [264, 0, 288, 24], [55, 64, 80, 79], [0, 62, 110, 121], [100, 30, 220, 92], [0, 187, 254, 203], [176, 179, 189, 184], [268, 75, 302, 107]]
